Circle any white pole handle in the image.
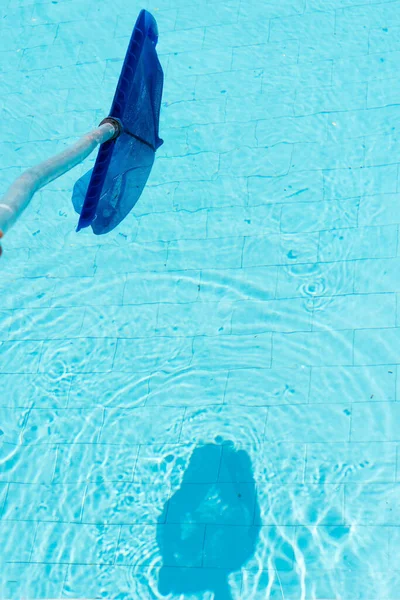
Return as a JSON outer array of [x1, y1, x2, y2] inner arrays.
[[0, 121, 117, 245]]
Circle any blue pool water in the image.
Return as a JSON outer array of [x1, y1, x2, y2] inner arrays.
[[1, 0, 400, 598]]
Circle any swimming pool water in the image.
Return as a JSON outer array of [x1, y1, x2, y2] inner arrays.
[[1, 0, 400, 598]]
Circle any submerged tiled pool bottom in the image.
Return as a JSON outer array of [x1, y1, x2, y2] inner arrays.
[[2, 0, 400, 598]]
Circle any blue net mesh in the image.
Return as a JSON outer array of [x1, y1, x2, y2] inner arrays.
[[72, 9, 164, 235]]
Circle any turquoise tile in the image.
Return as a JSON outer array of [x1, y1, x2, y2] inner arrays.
[[323, 167, 362, 200], [163, 73, 197, 103], [203, 22, 268, 50], [32, 1, 89, 24], [192, 333, 272, 369], [62, 564, 143, 599], [137, 208, 208, 242], [80, 304, 158, 338], [199, 266, 277, 302], [219, 144, 292, 177], [20, 41, 81, 71], [175, 1, 239, 29], [281, 198, 359, 234], [231, 298, 312, 334], [32, 522, 119, 564], [312, 293, 396, 330], [23, 408, 103, 444], [253, 442, 306, 484], [0, 442, 57, 483], [39, 338, 117, 373], [0, 521, 37, 562], [354, 328, 400, 365], [298, 30, 369, 62], [358, 193, 400, 227], [335, 3, 400, 34], [247, 171, 324, 206], [269, 12, 334, 42], [231, 41, 299, 71], [243, 233, 319, 267], [133, 443, 194, 486], [351, 402, 400, 442], [188, 122, 257, 153], [224, 367, 310, 405], [0, 373, 71, 409], [266, 404, 351, 443], [207, 205, 281, 238], [0, 340, 42, 374], [146, 367, 228, 406], [309, 365, 396, 403], [137, 182, 177, 214], [332, 50, 400, 85], [173, 177, 248, 210], [8, 307, 85, 340], [124, 270, 200, 304], [272, 330, 354, 367], [68, 372, 148, 408], [294, 524, 389, 571], [1, 5, 34, 26], [387, 527, 400, 569], [362, 165, 398, 195], [51, 274, 125, 308], [369, 26, 400, 54], [161, 97, 226, 128], [368, 75, 400, 108], [167, 48, 232, 78], [180, 406, 268, 445], [238, 0, 304, 20], [276, 259, 355, 300], [0, 50, 22, 74], [295, 81, 367, 116], [305, 442, 396, 483], [195, 69, 263, 99], [23, 246, 97, 278], [95, 242, 168, 274], [100, 407, 185, 444], [255, 483, 345, 526], [1, 564, 67, 600], [41, 62, 106, 90], [355, 258, 400, 293], [158, 27, 205, 54], [0, 408, 29, 444], [113, 336, 192, 373], [82, 481, 168, 524], [0, 311, 12, 341], [325, 106, 400, 143], [1, 24, 55, 52], [319, 225, 397, 261], [2, 482, 86, 521], [153, 152, 219, 184], [364, 133, 400, 167], [256, 114, 327, 146], [53, 443, 139, 483], [291, 139, 364, 171], [166, 237, 243, 270], [117, 523, 205, 566], [344, 482, 400, 525]]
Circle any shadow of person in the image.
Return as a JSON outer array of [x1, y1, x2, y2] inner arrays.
[[157, 441, 261, 599]]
